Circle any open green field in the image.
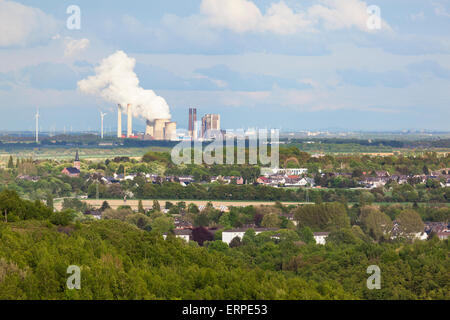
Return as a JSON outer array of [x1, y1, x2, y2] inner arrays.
[[0, 146, 172, 165]]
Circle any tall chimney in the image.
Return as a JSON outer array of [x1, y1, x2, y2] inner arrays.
[[189, 108, 193, 136], [193, 108, 197, 140], [117, 104, 122, 138], [127, 104, 132, 138]]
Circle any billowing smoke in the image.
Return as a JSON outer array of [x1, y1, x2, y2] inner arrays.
[[77, 50, 171, 121]]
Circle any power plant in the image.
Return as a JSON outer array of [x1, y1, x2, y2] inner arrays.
[[112, 104, 223, 141], [115, 104, 177, 141]]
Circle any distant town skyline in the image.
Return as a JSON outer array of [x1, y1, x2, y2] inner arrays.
[[0, 0, 449, 131]]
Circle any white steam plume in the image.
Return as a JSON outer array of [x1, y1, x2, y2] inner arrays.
[[77, 50, 171, 121]]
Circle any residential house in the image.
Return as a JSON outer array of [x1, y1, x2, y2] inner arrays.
[[84, 210, 102, 220], [391, 221, 428, 240], [313, 232, 330, 245], [281, 213, 298, 226], [173, 229, 192, 242], [17, 175, 40, 182], [436, 232, 450, 240], [163, 229, 193, 242], [174, 217, 193, 229], [362, 177, 386, 189], [260, 167, 308, 176], [222, 228, 278, 245], [425, 222, 449, 240], [375, 171, 390, 178], [178, 176, 195, 186]]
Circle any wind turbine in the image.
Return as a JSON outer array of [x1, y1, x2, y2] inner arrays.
[[35, 109, 40, 143], [100, 111, 107, 139]]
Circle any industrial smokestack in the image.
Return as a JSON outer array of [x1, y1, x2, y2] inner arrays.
[[189, 108, 192, 136], [117, 104, 122, 138], [188, 108, 197, 138], [127, 104, 132, 138]]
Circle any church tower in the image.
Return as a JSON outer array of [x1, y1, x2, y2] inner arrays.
[[74, 150, 80, 170]]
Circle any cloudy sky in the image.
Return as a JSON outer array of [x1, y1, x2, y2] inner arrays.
[[0, 0, 449, 132]]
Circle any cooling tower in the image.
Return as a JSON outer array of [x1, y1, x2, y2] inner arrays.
[[127, 104, 132, 138], [153, 119, 166, 140], [117, 104, 122, 138], [165, 122, 177, 140], [145, 120, 154, 136]]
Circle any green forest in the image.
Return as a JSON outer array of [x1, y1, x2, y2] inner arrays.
[[0, 190, 448, 300], [0, 219, 448, 300]]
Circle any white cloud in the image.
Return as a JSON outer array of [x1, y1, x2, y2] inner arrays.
[[200, 0, 264, 33], [64, 38, 90, 57], [0, 0, 59, 47], [200, 0, 390, 35]]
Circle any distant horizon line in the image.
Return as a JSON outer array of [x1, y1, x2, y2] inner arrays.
[[1, 130, 450, 135]]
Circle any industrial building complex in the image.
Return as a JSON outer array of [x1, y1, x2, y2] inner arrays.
[[114, 105, 220, 142], [116, 104, 177, 141]]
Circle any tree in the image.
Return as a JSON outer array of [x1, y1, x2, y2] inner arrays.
[[293, 203, 350, 231], [62, 198, 87, 213], [126, 213, 151, 230], [396, 210, 424, 240], [352, 168, 364, 178], [150, 216, 174, 234], [100, 201, 111, 212], [0, 190, 23, 222], [242, 229, 257, 245], [46, 193, 54, 211], [425, 179, 440, 189], [229, 236, 242, 248], [177, 201, 186, 211], [206, 240, 229, 252], [103, 208, 132, 221], [165, 201, 174, 209], [192, 227, 214, 246], [188, 203, 199, 214], [298, 227, 315, 244], [7, 156, 14, 169], [194, 213, 210, 227], [327, 229, 361, 245], [261, 213, 281, 228], [359, 206, 392, 241], [138, 200, 145, 214], [152, 200, 161, 212], [50, 210, 75, 226]]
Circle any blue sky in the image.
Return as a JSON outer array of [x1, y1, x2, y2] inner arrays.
[[0, 0, 449, 132]]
